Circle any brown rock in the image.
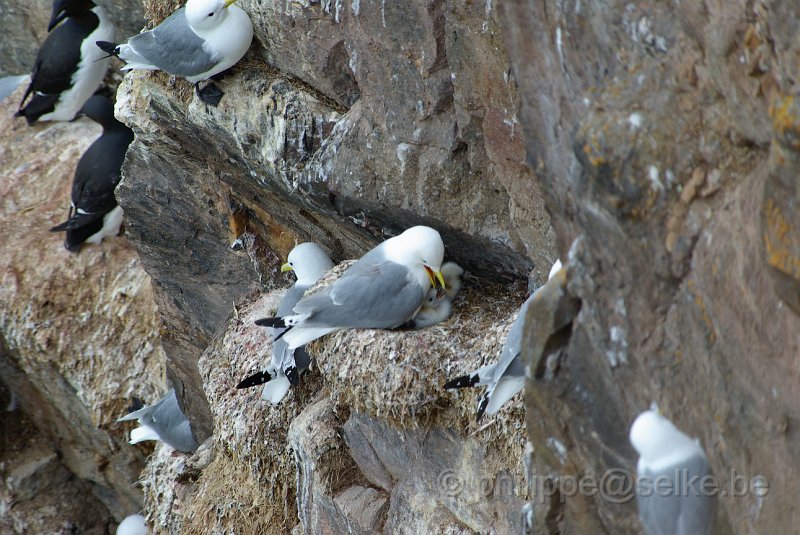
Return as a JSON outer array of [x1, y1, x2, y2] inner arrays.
[[0, 87, 165, 521]]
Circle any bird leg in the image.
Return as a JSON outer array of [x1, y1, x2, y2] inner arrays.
[[195, 81, 224, 106]]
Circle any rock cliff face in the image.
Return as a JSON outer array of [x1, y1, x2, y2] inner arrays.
[[502, 1, 800, 533], [0, 88, 164, 531], [3, 0, 800, 534]]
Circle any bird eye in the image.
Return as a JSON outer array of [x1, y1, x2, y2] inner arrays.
[[208, 12, 214, 16]]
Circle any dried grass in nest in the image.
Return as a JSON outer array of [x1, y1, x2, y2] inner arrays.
[[305, 261, 531, 483], [192, 291, 333, 532], [181, 450, 291, 535], [143, 0, 184, 26]]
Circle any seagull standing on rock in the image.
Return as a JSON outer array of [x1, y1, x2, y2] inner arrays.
[[50, 95, 134, 252], [16, 0, 114, 124], [444, 259, 563, 420], [256, 226, 446, 349], [117, 389, 198, 453], [237, 243, 334, 404], [97, 0, 253, 106]]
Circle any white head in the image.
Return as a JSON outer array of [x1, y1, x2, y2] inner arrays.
[[441, 261, 464, 300], [629, 409, 699, 464], [281, 242, 334, 286], [548, 259, 563, 281], [383, 226, 445, 289], [185, 0, 237, 31], [116, 514, 147, 535]]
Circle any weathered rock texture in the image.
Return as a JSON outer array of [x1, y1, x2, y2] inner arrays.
[[141, 276, 529, 534], [7, 0, 800, 534], [500, 1, 800, 533], [0, 0, 146, 77], [0, 88, 165, 528], [115, 0, 555, 447]]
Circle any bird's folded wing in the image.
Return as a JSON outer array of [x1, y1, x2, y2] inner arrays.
[[128, 9, 219, 77]]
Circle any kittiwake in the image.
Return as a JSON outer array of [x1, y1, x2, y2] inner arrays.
[[255, 226, 446, 349], [97, 0, 253, 106], [117, 389, 198, 453], [406, 261, 464, 329], [16, 0, 114, 124], [237, 242, 334, 403], [629, 408, 716, 535], [444, 259, 562, 420], [50, 95, 134, 251], [116, 514, 147, 535]]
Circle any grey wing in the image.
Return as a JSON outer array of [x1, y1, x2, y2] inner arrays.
[[140, 390, 196, 450], [294, 261, 425, 329], [127, 8, 218, 77], [637, 465, 683, 535], [271, 284, 310, 369], [676, 454, 716, 535], [492, 292, 535, 383], [637, 454, 716, 535]]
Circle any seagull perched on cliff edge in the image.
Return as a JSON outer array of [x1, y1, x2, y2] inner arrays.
[[97, 0, 253, 106], [255, 226, 446, 350], [50, 95, 134, 252], [16, 0, 114, 124], [117, 389, 198, 453], [237, 243, 334, 403], [629, 408, 716, 535], [443, 259, 563, 420]]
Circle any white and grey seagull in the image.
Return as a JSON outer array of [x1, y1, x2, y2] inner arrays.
[[444, 259, 562, 420], [237, 242, 334, 403], [117, 389, 198, 453], [97, 0, 253, 106], [255, 226, 446, 350], [629, 407, 716, 535], [406, 261, 463, 329]]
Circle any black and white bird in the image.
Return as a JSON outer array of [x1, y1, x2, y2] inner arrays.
[[16, 0, 114, 124], [255, 226, 446, 350], [444, 259, 562, 420], [50, 95, 134, 252], [237, 243, 334, 404], [97, 0, 253, 106], [406, 261, 463, 329], [629, 408, 717, 535], [117, 389, 199, 453]]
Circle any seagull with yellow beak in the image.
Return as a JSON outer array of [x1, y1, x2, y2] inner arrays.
[[97, 0, 253, 105], [256, 226, 446, 350], [237, 243, 334, 403]]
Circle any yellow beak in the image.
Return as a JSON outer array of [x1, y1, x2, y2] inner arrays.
[[280, 263, 293, 273], [224, 0, 239, 7], [424, 266, 446, 289]]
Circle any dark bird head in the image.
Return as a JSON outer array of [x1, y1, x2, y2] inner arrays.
[[78, 95, 119, 129], [48, 0, 97, 31]]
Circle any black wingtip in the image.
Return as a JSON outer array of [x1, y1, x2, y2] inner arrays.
[[476, 394, 489, 421], [236, 371, 272, 389], [96, 41, 119, 56], [443, 374, 479, 390], [128, 396, 144, 413], [285, 366, 299, 386], [255, 317, 285, 328]]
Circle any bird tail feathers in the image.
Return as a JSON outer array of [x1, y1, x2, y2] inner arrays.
[[129, 425, 159, 444], [261, 376, 291, 404]]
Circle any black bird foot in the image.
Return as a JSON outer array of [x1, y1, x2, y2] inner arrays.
[[195, 82, 224, 106]]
